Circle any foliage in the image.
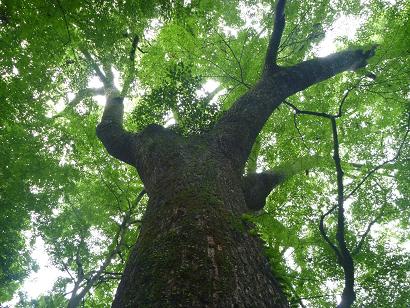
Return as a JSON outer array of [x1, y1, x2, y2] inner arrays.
[[1, 0, 409, 306], [131, 62, 221, 135]]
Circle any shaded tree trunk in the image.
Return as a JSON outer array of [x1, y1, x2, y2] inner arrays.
[[110, 128, 288, 307]]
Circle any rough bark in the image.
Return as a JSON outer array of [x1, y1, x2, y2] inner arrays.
[[110, 130, 288, 307]]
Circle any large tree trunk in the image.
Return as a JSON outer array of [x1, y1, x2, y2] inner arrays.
[[110, 129, 288, 307], [92, 1, 375, 305]]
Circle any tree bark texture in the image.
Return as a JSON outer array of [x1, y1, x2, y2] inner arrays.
[[106, 125, 288, 307]]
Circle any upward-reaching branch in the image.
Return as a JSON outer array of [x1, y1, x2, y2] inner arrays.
[[92, 36, 145, 165], [96, 96, 136, 166], [80, 48, 109, 87], [281, 101, 357, 307], [264, 0, 287, 73], [212, 14, 376, 171], [67, 190, 146, 308], [122, 35, 140, 97]]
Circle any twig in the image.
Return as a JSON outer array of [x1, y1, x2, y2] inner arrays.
[[352, 215, 379, 256], [217, 33, 248, 88], [293, 113, 310, 152], [345, 114, 409, 200]]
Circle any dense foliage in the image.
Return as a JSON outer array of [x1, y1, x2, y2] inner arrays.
[[1, 0, 409, 306]]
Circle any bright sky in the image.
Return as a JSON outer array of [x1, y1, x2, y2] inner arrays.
[[20, 237, 65, 297], [313, 15, 363, 57], [3, 10, 380, 308]]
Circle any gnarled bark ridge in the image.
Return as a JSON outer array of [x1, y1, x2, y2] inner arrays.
[[94, 1, 375, 306]]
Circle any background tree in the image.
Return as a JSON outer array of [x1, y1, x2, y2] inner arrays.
[[1, 0, 409, 307]]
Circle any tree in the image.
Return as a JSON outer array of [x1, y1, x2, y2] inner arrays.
[[1, 0, 409, 307]]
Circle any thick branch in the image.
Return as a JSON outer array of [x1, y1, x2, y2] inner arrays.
[[96, 96, 136, 166], [91, 37, 146, 165], [212, 47, 376, 171], [242, 171, 285, 210], [246, 136, 261, 174], [284, 47, 376, 94], [264, 0, 287, 72], [242, 155, 325, 210]]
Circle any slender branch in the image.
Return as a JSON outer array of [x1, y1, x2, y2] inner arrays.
[[204, 85, 224, 103], [62, 262, 74, 280], [292, 113, 310, 152], [100, 176, 124, 212], [209, 59, 250, 89], [278, 23, 299, 53], [297, 294, 334, 300], [264, 0, 287, 72], [284, 100, 334, 119], [329, 117, 356, 308], [217, 33, 248, 87], [318, 204, 341, 260], [352, 215, 379, 256], [335, 77, 364, 118], [345, 115, 409, 200], [68, 189, 146, 307], [121, 34, 140, 97], [80, 48, 109, 87], [336, 88, 352, 118], [287, 102, 357, 307], [96, 271, 123, 276], [53, 87, 105, 119]]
